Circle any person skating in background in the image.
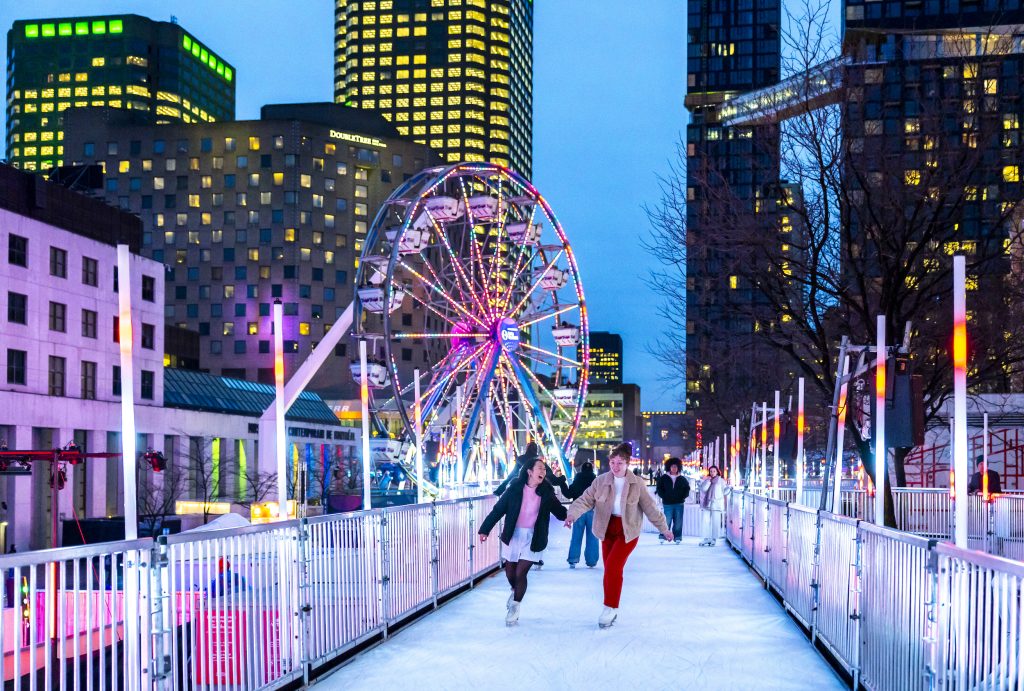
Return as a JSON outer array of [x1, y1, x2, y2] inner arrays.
[[967, 455, 1002, 494], [552, 457, 599, 568], [565, 442, 673, 628], [478, 457, 567, 626], [494, 441, 539, 496], [698, 465, 729, 547], [655, 457, 690, 544]]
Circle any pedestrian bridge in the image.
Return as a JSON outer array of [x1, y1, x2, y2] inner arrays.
[[1, 490, 1021, 690], [319, 522, 843, 690]]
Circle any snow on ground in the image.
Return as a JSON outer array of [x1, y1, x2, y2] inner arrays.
[[318, 518, 845, 691]]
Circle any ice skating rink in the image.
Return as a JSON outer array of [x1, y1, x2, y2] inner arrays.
[[319, 519, 846, 691]]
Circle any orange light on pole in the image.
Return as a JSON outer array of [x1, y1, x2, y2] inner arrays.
[[760, 402, 768, 491], [796, 378, 805, 505], [772, 390, 781, 497], [952, 255, 969, 547], [874, 316, 886, 525]]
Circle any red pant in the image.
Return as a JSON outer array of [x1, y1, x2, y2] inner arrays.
[[601, 516, 638, 608]]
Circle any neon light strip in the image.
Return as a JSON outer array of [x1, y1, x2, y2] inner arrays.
[[519, 342, 583, 367], [519, 304, 578, 329], [398, 260, 489, 329], [392, 332, 488, 339]]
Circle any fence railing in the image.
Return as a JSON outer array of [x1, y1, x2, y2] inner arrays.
[[726, 490, 1024, 690], [0, 494, 499, 690]]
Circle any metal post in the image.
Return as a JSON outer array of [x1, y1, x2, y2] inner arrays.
[[455, 384, 464, 487], [875, 315, 887, 526], [773, 391, 781, 498], [819, 337, 850, 513], [359, 340, 372, 510], [414, 369, 424, 504], [274, 300, 288, 520], [116, 245, 139, 540], [796, 378, 805, 506], [952, 256, 969, 548], [982, 412, 989, 502], [832, 353, 850, 514], [761, 402, 768, 491]]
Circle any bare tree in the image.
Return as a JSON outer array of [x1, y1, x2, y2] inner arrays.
[[647, 0, 1024, 524]]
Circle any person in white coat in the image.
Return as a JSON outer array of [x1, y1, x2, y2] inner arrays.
[[698, 465, 729, 546]]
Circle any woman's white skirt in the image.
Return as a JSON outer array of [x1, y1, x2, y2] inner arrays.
[[501, 527, 543, 563]]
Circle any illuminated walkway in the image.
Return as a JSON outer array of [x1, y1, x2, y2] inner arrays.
[[320, 524, 845, 690]]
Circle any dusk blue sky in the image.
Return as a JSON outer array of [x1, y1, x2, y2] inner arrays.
[[1, 1, 687, 409]]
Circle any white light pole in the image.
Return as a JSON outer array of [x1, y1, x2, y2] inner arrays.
[[359, 339, 372, 510], [983, 412, 990, 502], [116, 245, 139, 540], [832, 353, 850, 514], [414, 369, 424, 504], [273, 300, 288, 520], [760, 402, 768, 491], [773, 390, 781, 498], [796, 378, 805, 505], [952, 255, 969, 547], [875, 315, 887, 526]]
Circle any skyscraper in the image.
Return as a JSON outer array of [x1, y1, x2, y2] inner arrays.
[[684, 0, 782, 415], [6, 14, 235, 172], [333, 0, 532, 176], [584, 331, 623, 386]]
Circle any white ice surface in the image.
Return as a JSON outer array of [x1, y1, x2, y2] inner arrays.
[[318, 519, 845, 691]]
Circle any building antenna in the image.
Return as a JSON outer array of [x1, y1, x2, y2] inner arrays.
[[170, 15, 178, 25]]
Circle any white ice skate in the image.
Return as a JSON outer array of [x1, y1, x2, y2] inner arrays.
[[506, 601, 520, 626], [508, 589, 515, 608], [598, 606, 617, 629]]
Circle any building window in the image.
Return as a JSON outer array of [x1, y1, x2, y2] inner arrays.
[[141, 370, 154, 400], [6, 349, 27, 385], [82, 256, 98, 286], [82, 309, 97, 338], [112, 365, 121, 396], [49, 247, 67, 278], [81, 361, 97, 400], [49, 301, 66, 332], [7, 292, 27, 324], [8, 234, 27, 267], [48, 356, 66, 396], [142, 323, 155, 349], [142, 275, 156, 301]]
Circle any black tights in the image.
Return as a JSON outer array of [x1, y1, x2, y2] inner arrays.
[[504, 559, 534, 603]]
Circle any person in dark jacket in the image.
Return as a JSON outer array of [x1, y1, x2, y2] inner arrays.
[[494, 441, 539, 496], [968, 456, 1002, 495], [656, 457, 690, 544], [553, 459, 598, 568], [478, 458, 568, 625]]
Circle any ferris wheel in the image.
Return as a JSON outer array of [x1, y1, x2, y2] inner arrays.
[[352, 162, 589, 489]]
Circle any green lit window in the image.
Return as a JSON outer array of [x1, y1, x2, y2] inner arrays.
[[75, 22, 88, 35], [91, 21, 105, 34], [183, 35, 192, 50], [24, 24, 39, 38], [109, 19, 123, 34], [58, 23, 72, 36], [41, 23, 56, 37]]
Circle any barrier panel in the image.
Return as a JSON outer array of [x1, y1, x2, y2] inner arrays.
[[784, 504, 818, 630], [814, 513, 859, 677], [0, 495, 501, 691], [932, 542, 1024, 690], [766, 499, 788, 594], [751, 495, 770, 580]]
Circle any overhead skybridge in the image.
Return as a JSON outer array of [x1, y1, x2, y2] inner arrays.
[[716, 56, 851, 127]]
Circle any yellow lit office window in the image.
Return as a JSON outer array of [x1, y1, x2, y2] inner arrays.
[[75, 73, 88, 82], [1003, 165, 1020, 182], [248, 248, 260, 261], [904, 170, 921, 186], [729, 276, 738, 289], [273, 172, 284, 186], [201, 213, 211, 225], [74, 87, 88, 97], [300, 174, 311, 188], [1004, 114, 1019, 130], [284, 228, 296, 242], [118, 160, 130, 173]]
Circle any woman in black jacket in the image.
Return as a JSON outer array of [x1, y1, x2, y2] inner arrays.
[[553, 460, 598, 568], [478, 458, 567, 625]]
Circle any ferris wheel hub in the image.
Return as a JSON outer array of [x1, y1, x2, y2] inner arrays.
[[494, 317, 521, 353]]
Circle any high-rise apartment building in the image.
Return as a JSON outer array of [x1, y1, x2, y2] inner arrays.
[[63, 103, 438, 396], [684, 0, 782, 415], [333, 0, 533, 176], [6, 14, 235, 172], [583, 331, 623, 386]]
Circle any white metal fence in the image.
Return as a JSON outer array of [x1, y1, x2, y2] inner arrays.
[[727, 490, 1024, 690], [0, 495, 500, 690]]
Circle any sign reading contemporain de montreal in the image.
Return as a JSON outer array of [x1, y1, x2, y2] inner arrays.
[[329, 129, 387, 148]]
